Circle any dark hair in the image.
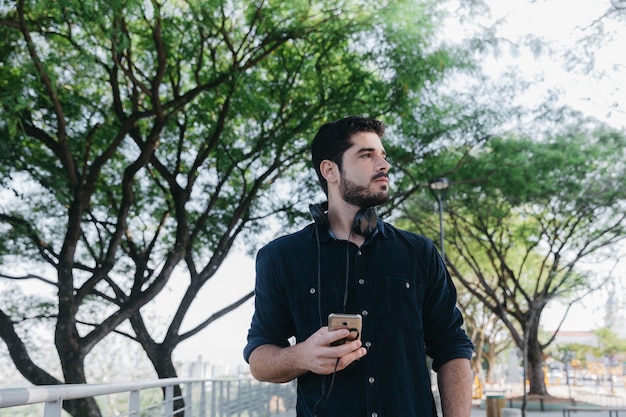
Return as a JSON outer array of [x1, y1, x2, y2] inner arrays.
[[311, 115, 385, 195]]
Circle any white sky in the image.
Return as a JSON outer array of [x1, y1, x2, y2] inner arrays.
[[465, 0, 624, 130], [172, 251, 257, 369]]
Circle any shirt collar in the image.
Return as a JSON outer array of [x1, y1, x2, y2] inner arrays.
[[309, 218, 389, 244]]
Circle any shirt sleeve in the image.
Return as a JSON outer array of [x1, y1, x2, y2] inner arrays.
[[243, 243, 295, 363], [422, 241, 474, 371]]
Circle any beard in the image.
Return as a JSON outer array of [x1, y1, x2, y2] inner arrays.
[[339, 174, 389, 208]]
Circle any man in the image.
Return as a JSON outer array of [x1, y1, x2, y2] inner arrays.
[[244, 116, 474, 416]]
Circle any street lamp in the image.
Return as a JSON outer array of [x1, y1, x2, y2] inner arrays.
[[429, 177, 451, 261]]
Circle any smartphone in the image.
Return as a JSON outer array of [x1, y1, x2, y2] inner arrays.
[[328, 313, 362, 346]]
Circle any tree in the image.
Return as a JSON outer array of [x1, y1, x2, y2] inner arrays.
[[398, 112, 626, 396], [593, 327, 626, 390], [459, 291, 512, 385], [0, 1, 475, 415]]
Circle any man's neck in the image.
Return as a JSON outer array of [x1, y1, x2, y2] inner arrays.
[[326, 201, 365, 245]]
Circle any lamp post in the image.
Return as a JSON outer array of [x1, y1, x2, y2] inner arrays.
[[429, 177, 451, 261]]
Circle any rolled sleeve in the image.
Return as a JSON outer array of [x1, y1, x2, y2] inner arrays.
[[243, 244, 294, 363], [423, 243, 474, 371]]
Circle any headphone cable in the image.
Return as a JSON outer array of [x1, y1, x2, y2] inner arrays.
[[313, 358, 340, 417], [315, 229, 353, 416], [341, 229, 352, 313], [314, 224, 323, 328]]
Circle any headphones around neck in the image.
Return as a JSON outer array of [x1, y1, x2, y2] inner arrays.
[[309, 201, 377, 415], [309, 201, 377, 238]]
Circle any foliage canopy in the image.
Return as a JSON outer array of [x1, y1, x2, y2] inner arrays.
[[0, 0, 477, 415], [398, 111, 626, 395]]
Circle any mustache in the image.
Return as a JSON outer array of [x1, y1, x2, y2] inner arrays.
[[372, 172, 389, 181]]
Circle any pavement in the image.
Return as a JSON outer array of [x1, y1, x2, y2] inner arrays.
[[467, 383, 626, 417], [275, 406, 621, 417], [274, 383, 626, 417], [470, 408, 615, 417]]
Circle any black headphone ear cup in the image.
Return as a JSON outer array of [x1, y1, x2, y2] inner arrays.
[[352, 207, 377, 237], [309, 202, 330, 230], [311, 202, 377, 236]]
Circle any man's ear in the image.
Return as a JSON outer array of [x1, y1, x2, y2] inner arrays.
[[320, 160, 338, 183]]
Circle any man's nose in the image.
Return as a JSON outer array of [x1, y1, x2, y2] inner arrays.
[[376, 155, 390, 171]]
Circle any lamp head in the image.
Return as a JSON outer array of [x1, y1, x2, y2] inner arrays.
[[429, 177, 451, 201]]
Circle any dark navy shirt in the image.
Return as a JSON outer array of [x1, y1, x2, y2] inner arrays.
[[244, 219, 474, 417]]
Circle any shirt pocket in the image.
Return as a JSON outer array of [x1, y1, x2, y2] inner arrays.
[[291, 283, 339, 342], [386, 276, 423, 329]]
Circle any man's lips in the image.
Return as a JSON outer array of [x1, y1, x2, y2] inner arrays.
[[372, 173, 389, 183]]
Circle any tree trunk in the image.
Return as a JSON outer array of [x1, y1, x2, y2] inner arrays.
[[131, 315, 186, 416], [471, 334, 484, 379], [58, 347, 102, 417], [150, 346, 185, 417], [62, 398, 103, 417], [526, 313, 548, 396]]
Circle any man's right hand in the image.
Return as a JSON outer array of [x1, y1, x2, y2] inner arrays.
[[248, 326, 367, 383], [298, 326, 367, 375]]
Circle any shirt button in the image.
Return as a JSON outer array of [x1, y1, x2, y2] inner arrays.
[[368, 376, 375, 384], [309, 287, 316, 294], [405, 282, 411, 289], [358, 279, 365, 285], [358, 250, 362, 256], [365, 341, 372, 348], [372, 413, 379, 417], [361, 310, 368, 316]]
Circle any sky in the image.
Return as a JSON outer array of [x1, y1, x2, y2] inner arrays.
[[168, 0, 626, 371], [446, 0, 624, 130]]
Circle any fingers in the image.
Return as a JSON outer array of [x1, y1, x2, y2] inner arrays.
[[302, 327, 368, 375], [335, 341, 367, 371], [316, 339, 367, 375], [323, 326, 351, 345]]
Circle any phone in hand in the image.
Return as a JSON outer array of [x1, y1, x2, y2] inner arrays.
[[328, 313, 362, 346]]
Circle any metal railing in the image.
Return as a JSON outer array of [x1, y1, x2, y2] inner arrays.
[[0, 378, 297, 417], [571, 389, 625, 408]]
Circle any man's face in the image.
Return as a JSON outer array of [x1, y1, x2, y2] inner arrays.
[[338, 131, 390, 207]]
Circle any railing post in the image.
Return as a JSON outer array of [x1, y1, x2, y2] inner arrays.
[[199, 381, 207, 417], [43, 400, 62, 417], [210, 380, 217, 417], [225, 380, 231, 417], [219, 380, 226, 417], [185, 382, 192, 416], [237, 379, 242, 417], [165, 385, 174, 417], [129, 389, 140, 417]]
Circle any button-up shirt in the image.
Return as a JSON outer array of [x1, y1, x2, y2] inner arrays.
[[244, 219, 474, 416]]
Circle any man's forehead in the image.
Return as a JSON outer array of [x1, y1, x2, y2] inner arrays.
[[347, 131, 385, 151]]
